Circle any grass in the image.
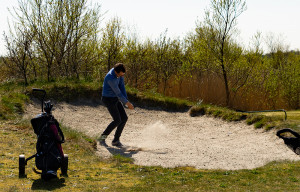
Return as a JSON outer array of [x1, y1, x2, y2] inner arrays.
[[0, 79, 300, 191], [0, 81, 30, 120]]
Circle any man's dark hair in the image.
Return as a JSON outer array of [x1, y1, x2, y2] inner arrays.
[[114, 63, 126, 73]]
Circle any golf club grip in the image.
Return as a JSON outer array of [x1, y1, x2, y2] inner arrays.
[[32, 88, 46, 97], [32, 88, 46, 93]]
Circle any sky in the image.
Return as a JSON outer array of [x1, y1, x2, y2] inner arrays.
[[0, 0, 299, 55]]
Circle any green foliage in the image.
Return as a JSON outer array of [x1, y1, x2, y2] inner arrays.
[[203, 0, 247, 105], [4, 0, 101, 82], [99, 16, 125, 73], [1, 0, 300, 112]]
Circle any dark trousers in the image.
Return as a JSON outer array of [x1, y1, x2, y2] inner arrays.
[[101, 96, 128, 142]]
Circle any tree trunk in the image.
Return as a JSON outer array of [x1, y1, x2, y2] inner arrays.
[[221, 62, 230, 106]]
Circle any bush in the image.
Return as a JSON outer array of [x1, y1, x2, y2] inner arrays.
[[188, 105, 206, 117]]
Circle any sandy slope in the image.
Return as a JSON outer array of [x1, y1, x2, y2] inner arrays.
[[25, 100, 299, 170]]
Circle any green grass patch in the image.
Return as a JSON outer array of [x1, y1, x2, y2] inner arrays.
[[25, 80, 101, 102], [0, 89, 29, 120], [189, 104, 247, 122]]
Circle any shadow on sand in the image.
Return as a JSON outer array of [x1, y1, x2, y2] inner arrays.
[[99, 141, 169, 160]]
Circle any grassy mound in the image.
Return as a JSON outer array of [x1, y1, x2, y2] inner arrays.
[[189, 103, 300, 131]]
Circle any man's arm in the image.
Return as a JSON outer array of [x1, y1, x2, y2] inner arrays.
[[119, 77, 128, 99], [119, 77, 134, 109]]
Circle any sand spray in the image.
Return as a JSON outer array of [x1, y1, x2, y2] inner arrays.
[[137, 120, 170, 149]]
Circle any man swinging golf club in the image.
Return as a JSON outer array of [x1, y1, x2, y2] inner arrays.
[[99, 63, 134, 147]]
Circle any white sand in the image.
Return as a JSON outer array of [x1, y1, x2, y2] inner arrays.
[[25, 101, 299, 170]]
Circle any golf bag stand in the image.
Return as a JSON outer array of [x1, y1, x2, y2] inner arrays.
[[19, 88, 68, 180]]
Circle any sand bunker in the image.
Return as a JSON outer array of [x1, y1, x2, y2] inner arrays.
[[25, 101, 299, 170]]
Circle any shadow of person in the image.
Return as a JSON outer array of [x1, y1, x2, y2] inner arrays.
[[31, 177, 66, 191], [100, 142, 169, 159], [277, 128, 300, 155], [104, 145, 140, 158]]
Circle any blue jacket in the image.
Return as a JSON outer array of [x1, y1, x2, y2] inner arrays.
[[102, 68, 128, 104]]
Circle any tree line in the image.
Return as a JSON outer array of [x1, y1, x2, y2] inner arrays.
[[1, 0, 299, 110]]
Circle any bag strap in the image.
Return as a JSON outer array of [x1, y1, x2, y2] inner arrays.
[[277, 128, 300, 139], [53, 118, 65, 143]]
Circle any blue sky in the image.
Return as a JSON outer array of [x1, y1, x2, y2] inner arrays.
[[1, 0, 299, 55]]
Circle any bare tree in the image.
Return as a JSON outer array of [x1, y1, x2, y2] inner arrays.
[[100, 17, 125, 72], [3, 25, 35, 85], [60, 0, 100, 79], [204, 0, 247, 106], [161, 38, 183, 94], [11, 0, 100, 81], [124, 33, 148, 88], [154, 30, 169, 90]]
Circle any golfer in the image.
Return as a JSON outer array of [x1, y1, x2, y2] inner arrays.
[[98, 63, 134, 147]]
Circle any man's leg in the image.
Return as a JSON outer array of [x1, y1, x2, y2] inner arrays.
[[102, 101, 122, 136], [112, 101, 128, 143]]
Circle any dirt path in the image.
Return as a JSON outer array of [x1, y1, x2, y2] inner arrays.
[[25, 101, 299, 170]]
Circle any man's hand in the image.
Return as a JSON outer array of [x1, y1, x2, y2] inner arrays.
[[126, 102, 134, 110]]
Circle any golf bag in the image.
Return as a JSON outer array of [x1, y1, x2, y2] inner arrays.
[[31, 107, 65, 180], [277, 128, 300, 155], [19, 89, 68, 180]]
